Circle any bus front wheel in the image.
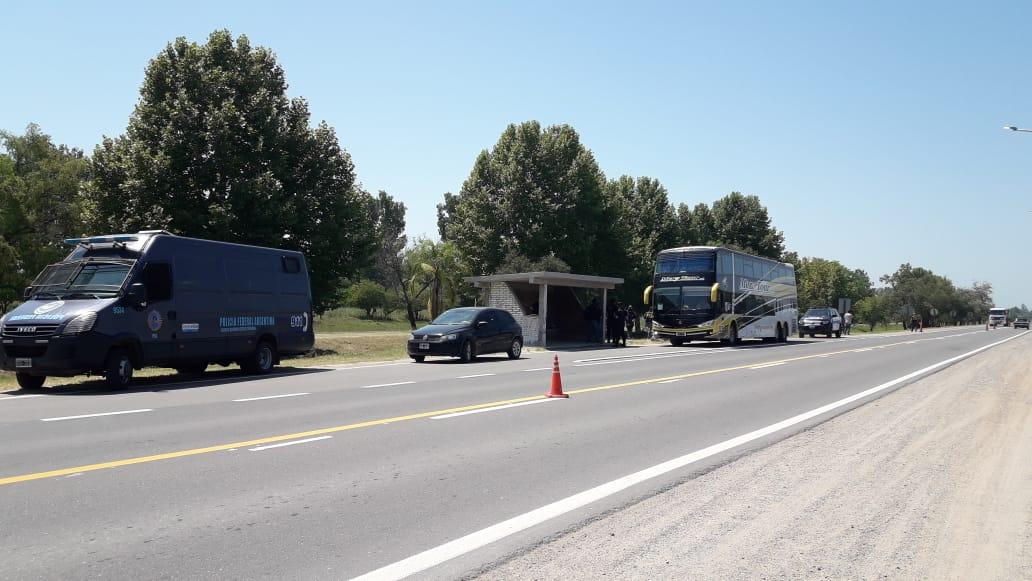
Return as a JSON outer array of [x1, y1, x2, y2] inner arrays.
[[670, 337, 686, 347]]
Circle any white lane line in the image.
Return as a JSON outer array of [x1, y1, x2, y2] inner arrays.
[[233, 392, 310, 402], [249, 436, 332, 451], [750, 361, 786, 369], [40, 409, 153, 422], [332, 362, 411, 371], [353, 330, 1030, 581], [456, 373, 496, 379], [360, 381, 416, 389], [657, 379, 681, 384], [521, 367, 552, 372], [854, 348, 874, 352], [430, 398, 558, 420], [0, 394, 46, 401]]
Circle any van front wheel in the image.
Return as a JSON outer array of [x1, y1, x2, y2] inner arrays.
[[104, 348, 134, 390], [241, 341, 276, 375], [16, 373, 45, 391]]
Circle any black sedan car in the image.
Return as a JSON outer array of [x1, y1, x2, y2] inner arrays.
[[798, 307, 843, 338], [408, 307, 523, 363], [1014, 318, 1030, 329]]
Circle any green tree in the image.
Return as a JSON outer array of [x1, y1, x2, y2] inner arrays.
[[344, 280, 388, 318], [86, 30, 375, 312], [366, 190, 423, 328], [853, 293, 890, 331], [709, 192, 785, 259], [607, 175, 679, 302], [438, 121, 627, 277], [406, 239, 469, 320], [496, 250, 571, 274], [677, 202, 716, 246], [795, 257, 872, 311], [0, 124, 89, 304]]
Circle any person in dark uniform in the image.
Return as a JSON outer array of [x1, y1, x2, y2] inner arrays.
[[584, 298, 602, 342], [613, 302, 628, 347], [625, 305, 637, 337]]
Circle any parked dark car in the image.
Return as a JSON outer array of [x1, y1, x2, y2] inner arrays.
[[408, 307, 523, 363], [1014, 318, 1030, 330], [798, 307, 843, 338]]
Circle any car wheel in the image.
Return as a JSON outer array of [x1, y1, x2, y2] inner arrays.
[[104, 348, 134, 390], [411, 355, 426, 363], [835, 330, 842, 338], [175, 363, 207, 375], [241, 341, 276, 375], [670, 337, 685, 347], [507, 337, 523, 359], [459, 341, 475, 363], [810, 333, 816, 338], [798, 331, 805, 339], [15, 372, 45, 391]]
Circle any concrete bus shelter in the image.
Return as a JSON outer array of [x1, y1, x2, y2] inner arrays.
[[465, 272, 624, 347]]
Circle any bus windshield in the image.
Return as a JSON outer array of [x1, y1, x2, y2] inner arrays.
[[654, 286, 712, 315]]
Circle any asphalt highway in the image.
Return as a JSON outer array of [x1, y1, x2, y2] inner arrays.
[[0, 325, 1025, 580]]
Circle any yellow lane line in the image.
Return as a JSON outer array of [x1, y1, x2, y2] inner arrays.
[[0, 330, 982, 487]]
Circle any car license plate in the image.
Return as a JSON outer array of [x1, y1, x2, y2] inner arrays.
[[419, 342, 430, 350], [15, 358, 31, 368]]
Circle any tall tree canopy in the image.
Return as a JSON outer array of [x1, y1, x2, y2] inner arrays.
[[87, 30, 376, 311], [675, 193, 785, 259], [437, 121, 626, 277], [0, 124, 89, 309], [792, 256, 872, 311], [607, 175, 679, 300]]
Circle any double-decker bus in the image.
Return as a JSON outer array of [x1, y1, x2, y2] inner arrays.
[[644, 246, 798, 345]]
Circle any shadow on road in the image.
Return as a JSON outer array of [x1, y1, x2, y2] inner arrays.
[[7, 366, 332, 397]]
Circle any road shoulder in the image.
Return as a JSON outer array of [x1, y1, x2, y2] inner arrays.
[[476, 335, 1032, 580]]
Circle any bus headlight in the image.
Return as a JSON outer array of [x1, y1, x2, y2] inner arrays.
[[62, 312, 98, 335]]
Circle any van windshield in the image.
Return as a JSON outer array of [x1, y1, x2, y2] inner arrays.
[[31, 260, 135, 298]]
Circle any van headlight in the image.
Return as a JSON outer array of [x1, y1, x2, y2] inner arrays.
[[62, 312, 98, 335], [409, 333, 416, 341]]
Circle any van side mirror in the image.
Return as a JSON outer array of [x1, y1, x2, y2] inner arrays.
[[476, 320, 488, 328], [23, 287, 32, 300], [126, 283, 148, 309]]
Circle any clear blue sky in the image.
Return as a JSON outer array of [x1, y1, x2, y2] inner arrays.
[[3, 1, 1030, 307]]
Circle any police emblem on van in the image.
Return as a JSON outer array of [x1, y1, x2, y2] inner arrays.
[[147, 310, 163, 332]]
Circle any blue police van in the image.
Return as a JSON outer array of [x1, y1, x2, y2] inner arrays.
[[0, 231, 315, 390]]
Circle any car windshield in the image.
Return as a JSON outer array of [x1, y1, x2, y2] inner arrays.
[[805, 308, 831, 317], [30, 260, 134, 298], [431, 309, 480, 325]]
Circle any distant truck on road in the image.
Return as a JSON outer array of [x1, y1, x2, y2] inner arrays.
[[988, 307, 1008, 328], [0, 231, 315, 390]]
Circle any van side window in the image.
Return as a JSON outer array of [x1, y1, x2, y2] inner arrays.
[[282, 256, 301, 274], [141, 263, 173, 302]]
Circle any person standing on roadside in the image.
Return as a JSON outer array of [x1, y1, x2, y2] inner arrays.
[[605, 301, 616, 343], [843, 310, 853, 335], [625, 305, 637, 338], [613, 302, 628, 347], [584, 298, 602, 343]]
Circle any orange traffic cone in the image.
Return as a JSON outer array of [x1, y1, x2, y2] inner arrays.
[[546, 354, 569, 398]]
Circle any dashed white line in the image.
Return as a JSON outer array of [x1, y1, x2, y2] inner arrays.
[[0, 394, 46, 401], [521, 367, 552, 372], [430, 398, 558, 419], [360, 381, 416, 389], [456, 373, 496, 379], [249, 436, 332, 451], [854, 348, 874, 352], [750, 361, 786, 369], [233, 392, 310, 402], [40, 409, 153, 422], [658, 379, 681, 384]]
